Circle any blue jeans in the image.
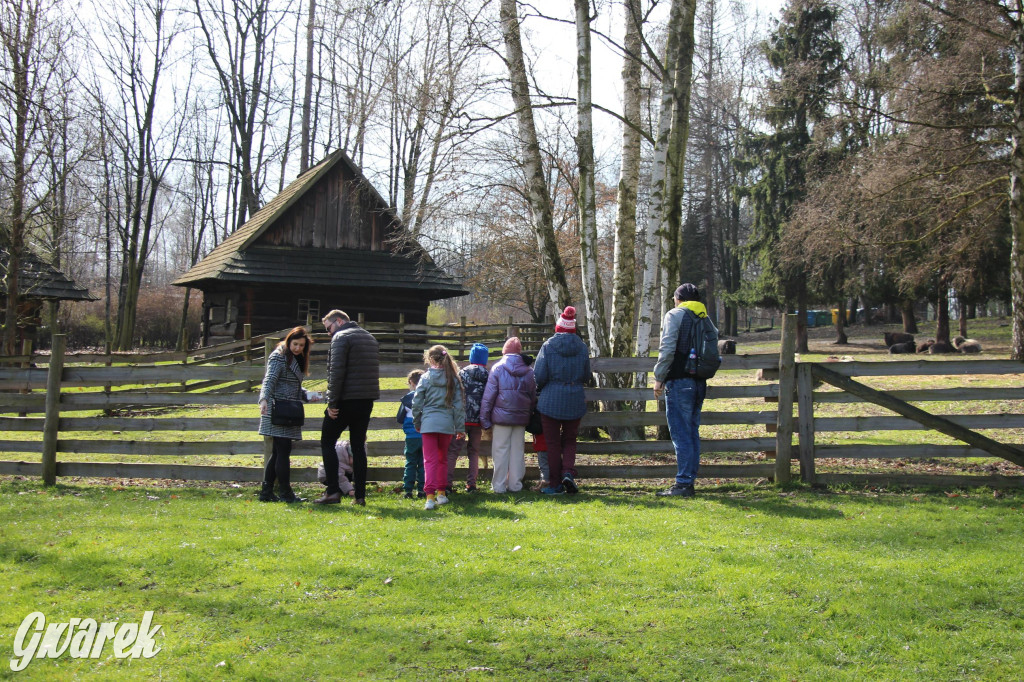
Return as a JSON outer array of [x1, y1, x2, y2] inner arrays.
[[665, 377, 706, 486], [403, 439, 424, 493]]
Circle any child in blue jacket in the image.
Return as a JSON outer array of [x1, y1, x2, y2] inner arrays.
[[396, 369, 425, 498]]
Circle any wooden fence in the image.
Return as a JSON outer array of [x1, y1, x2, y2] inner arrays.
[[0, 335, 779, 485], [3, 315, 1024, 488], [770, 315, 1024, 489]]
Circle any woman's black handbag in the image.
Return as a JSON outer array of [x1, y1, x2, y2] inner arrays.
[[525, 408, 543, 436], [271, 399, 305, 427]]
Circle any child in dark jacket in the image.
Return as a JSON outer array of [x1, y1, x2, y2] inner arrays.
[[446, 343, 489, 493], [396, 369, 425, 498]]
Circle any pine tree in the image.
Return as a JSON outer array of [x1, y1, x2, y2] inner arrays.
[[736, 0, 843, 351]]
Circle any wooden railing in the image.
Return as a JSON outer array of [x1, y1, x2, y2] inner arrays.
[[771, 314, 1024, 489], [0, 337, 778, 485], [4, 319, 1024, 489]]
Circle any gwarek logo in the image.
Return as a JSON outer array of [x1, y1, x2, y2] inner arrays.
[[10, 611, 162, 672]]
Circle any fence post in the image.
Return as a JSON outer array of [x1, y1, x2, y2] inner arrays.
[[357, 312, 365, 326], [243, 324, 252, 363], [41, 334, 66, 486], [17, 339, 31, 418], [261, 337, 277, 468], [397, 313, 405, 363], [506, 316, 519, 344], [459, 316, 467, 360], [775, 314, 797, 483], [796, 362, 816, 484]]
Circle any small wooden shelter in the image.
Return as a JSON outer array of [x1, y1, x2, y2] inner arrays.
[[0, 249, 96, 346], [172, 150, 467, 345]]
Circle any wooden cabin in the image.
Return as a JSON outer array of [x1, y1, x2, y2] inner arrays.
[[0, 249, 96, 347], [172, 150, 467, 345]]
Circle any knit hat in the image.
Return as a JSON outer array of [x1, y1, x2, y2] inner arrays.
[[469, 342, 489, 365], [555, 306, 577, 333], [502, 337, 522, 355], [674, 283, 700, 302]]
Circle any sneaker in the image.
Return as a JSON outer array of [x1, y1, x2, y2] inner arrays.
[[417, 491, 426, 499], [445, 486, 454, 496], [404, 491, 414, 499], [424, 498, 436, 510], [465, 485, 477, 493], [436, 494, 449, 506], [540, 485, 565, 495], [562, 474, 578, 495], [657, 484, 695, 498]]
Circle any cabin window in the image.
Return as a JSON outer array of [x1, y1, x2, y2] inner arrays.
[[298, 299, 320, 324]]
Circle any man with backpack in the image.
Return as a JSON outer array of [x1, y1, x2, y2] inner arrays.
[[653, 283, 719, 498]]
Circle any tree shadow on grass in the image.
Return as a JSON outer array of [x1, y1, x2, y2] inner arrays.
[[549, 485, 847, 519], [302, 496, 521, 520]]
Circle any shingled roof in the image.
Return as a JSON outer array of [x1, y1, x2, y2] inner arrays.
[[172, 150, 465, 298], [0, 250, 96, 301], [191, 245, 465, 295]]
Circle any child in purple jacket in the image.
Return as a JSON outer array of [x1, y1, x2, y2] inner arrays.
[[479, 337, 536, 493]]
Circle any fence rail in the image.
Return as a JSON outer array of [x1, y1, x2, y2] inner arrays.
[[3, 318, 1024, 489], [0, 337, 782, 486]]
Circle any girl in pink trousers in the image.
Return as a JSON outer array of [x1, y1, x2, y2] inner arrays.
[[412, 345, 466, 510]]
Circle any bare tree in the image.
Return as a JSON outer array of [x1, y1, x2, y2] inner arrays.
[[574, 0, 610, 357], [634, 0, 698, 376], [609, 0, 644, 361], [94, 0, 190, 350], [499, 0, 572, 311], [0, 0, 72, 354], [193, 0, 290, 229]]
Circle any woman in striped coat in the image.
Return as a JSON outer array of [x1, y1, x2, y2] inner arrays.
[[258, 327, 318, 502]]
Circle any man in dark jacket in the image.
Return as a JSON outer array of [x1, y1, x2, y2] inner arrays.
[[314, 309, 380, 505], [653, 284, 708, 498]]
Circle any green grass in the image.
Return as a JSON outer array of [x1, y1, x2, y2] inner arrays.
[[2, 479, 1024, 680]]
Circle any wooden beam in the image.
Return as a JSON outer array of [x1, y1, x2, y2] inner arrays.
[[813, 359, 1024, 377], [41, 335, 65, 486], [775, 314, 797, 483], [815, 414, 1024, 432], [811, 363, 1024, 467], [815, 444, 993, 459], [0, 460, 776, 483], [815, 473, 1024, 489], [797, 363, 816, 484]]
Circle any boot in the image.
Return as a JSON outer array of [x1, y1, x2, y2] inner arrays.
[[278, 485, 305, 504], [258, 482, 279, 502]]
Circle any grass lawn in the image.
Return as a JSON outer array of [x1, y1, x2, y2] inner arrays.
[[2, 478, 1024, 680]]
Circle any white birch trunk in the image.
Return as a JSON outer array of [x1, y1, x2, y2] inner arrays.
[[575, 0, 610, 358], [499, 0, 572, 312], [610, 0, 643, 365], [633, 0, 686, 388]]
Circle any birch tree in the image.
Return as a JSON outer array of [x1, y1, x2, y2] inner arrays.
[[499, 0, 572, 312], [575, 0, 610, 357], [609, 0, 644, 361], [634, 0, 697, 382]]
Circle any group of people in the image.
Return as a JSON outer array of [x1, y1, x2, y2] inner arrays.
[[257, 285, 711, 507]]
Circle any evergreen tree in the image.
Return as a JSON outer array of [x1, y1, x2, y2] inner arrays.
[[736, 0, 843, 350]]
